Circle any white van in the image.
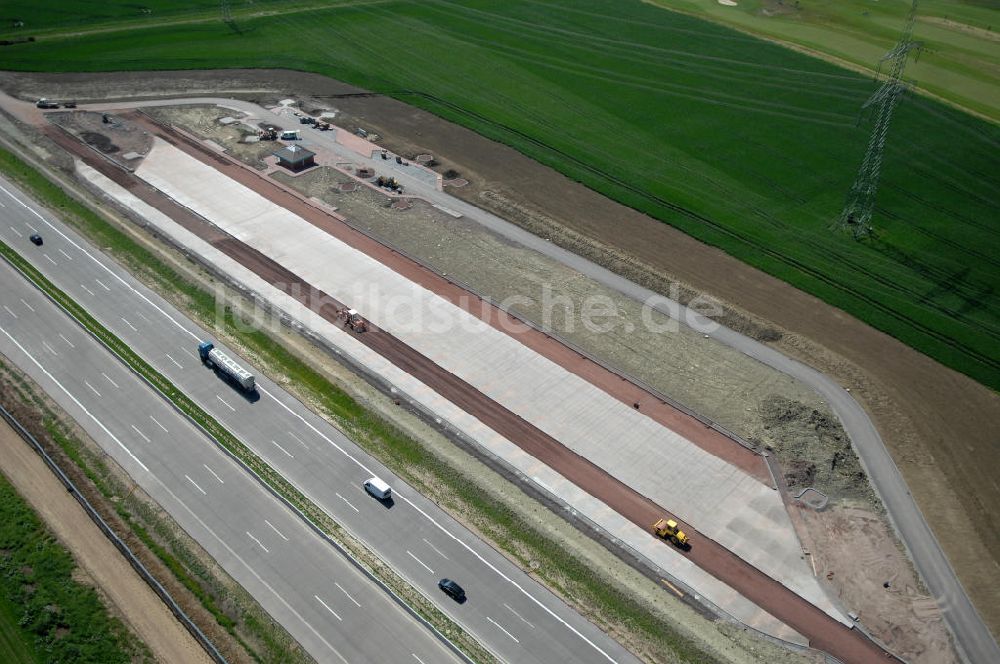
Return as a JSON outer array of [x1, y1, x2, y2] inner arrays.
[[363, 477, 392, 500]]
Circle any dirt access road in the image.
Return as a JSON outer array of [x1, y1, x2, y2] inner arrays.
[[41, 106, 900, 664], [0, 417, 212, 664]]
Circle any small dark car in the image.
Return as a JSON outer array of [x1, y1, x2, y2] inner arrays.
[[29, 233, 43, 246], [438, 578, 466, 602]]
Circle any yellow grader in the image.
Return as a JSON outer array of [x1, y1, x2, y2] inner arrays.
[[653, 518, 690, 549]]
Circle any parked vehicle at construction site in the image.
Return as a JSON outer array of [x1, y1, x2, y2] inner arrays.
[[339, 308, 368, 333], [653, 518, 690, 548], [198, 341, 256, 392]]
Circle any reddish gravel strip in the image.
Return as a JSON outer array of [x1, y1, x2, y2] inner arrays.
[[128, 111, 769, 484], [46, 121, 897, 663]]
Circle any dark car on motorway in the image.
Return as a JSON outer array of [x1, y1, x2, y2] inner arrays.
[[29, 233, 43, 246], [438, 578, 466, 602]]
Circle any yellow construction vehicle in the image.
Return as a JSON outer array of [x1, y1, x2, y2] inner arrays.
[[653, 518, 690, 548]]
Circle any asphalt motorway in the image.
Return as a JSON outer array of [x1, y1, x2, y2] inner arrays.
[[0, 176, 640, 664], [0, 244, 459, 663], [124, 96, 995, 664]]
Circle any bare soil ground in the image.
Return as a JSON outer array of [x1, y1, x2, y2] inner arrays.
[[143, 105, 275, 170], [800, 505, 955, 664], [46, 110, 152, 169], [0, 418, 211, 664]]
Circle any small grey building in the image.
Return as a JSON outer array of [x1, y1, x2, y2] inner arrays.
[[274, 144, 316, 172]]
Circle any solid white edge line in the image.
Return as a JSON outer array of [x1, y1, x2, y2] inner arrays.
[[257, 385, 620, 662], [144, 472, 349, 663], [3, 176, 615, 660], [0, 183, 202, 342], [0, 323, 149, 473]]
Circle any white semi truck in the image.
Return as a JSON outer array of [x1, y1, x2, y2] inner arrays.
[[198, 341, 255, 392]]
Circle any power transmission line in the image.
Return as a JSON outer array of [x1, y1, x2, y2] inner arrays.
[[836, 0, 921, 238]]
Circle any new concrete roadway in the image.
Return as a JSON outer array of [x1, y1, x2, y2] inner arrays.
[[0, 175, 639, 664], [96, 96, 996, 664]]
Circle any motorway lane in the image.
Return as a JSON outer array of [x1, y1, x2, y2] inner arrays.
[[0, 176, 640, 663], [117, 96, 999, 663], [0, 259, 460, 664]]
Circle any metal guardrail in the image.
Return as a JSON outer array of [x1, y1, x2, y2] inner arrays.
[[67, 126, 885, 663], [75, 145, 823, 657], [0, 402, 228, 664], [0, 230, 478, 664]]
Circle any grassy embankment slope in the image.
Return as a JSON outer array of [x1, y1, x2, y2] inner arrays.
[[1, 0, 998, 393], [647, 0, 1000, 123]]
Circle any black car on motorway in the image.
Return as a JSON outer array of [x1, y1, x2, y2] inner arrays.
[[438, 578, 466, 602]]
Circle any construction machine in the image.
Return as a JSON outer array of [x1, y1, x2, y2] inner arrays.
[[339, 308, 368, 333], [653, 518, 690, 548]]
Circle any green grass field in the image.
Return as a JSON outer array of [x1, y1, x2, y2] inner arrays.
[[1, 0, 998, 389], [0, 596, 38, 664], [649, 0, 1000, 122]]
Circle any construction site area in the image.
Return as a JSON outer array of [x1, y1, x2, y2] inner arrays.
[[0, 68, 984, 664]]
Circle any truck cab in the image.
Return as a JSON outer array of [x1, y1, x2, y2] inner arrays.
[[198, 341, 215, 362]]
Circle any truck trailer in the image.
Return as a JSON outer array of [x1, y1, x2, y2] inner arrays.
[[198, 341, 255, 392]]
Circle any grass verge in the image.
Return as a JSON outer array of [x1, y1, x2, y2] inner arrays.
[[0, 358, 310, 664], [0, 456, 149, 663], [0, 142, 726, 660], [0, 158, 493, 662]]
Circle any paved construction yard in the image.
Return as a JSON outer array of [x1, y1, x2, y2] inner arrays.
[[132, 137, 845, 633]]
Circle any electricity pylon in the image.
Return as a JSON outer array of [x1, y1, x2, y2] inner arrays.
[[837, 1, 921, 238], [221, 0, 240, 33]]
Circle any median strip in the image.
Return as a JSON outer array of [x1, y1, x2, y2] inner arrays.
[[0, 238, 493, 664]]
